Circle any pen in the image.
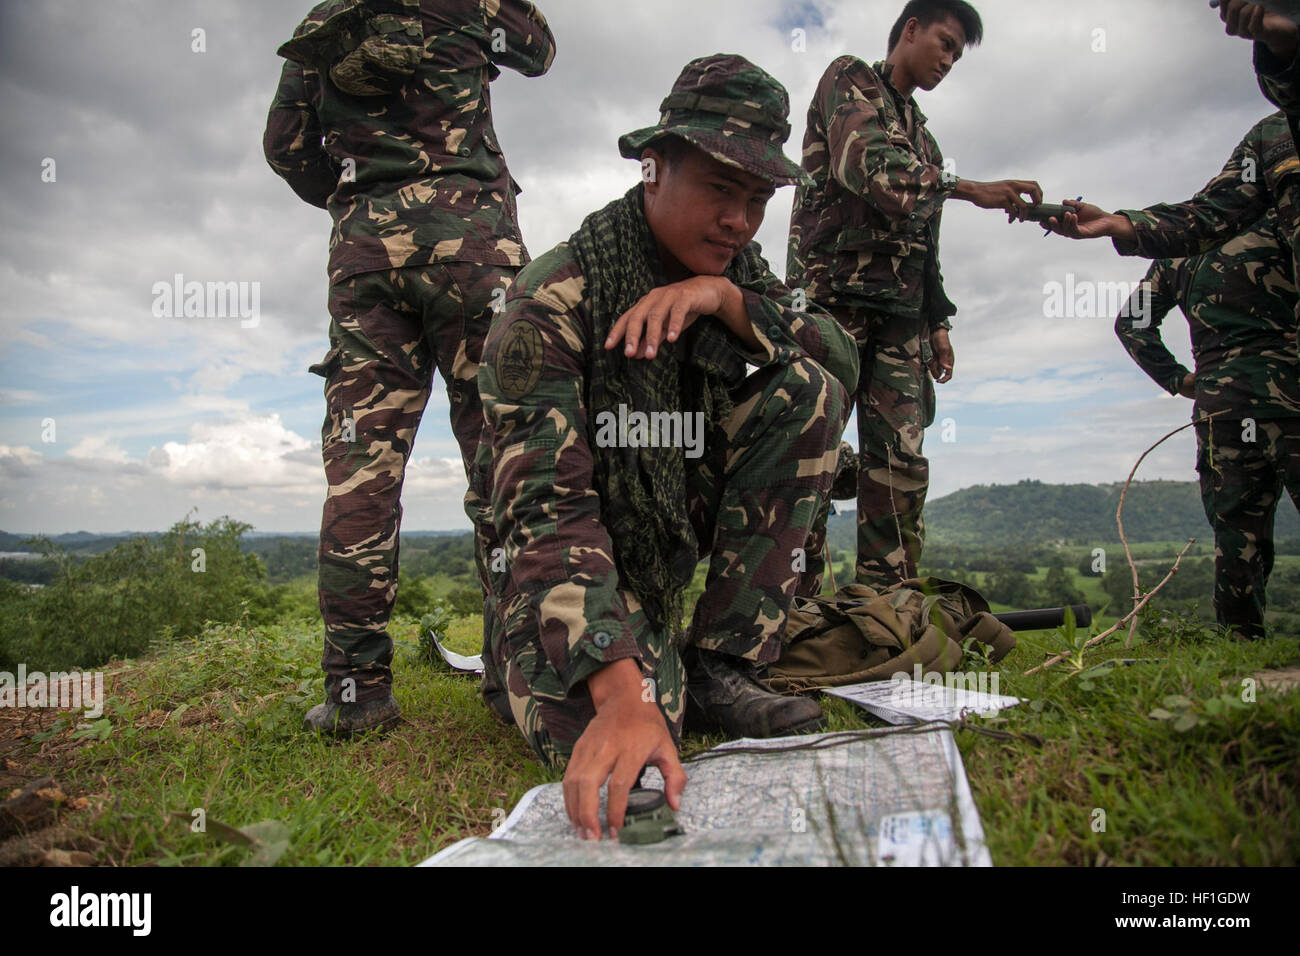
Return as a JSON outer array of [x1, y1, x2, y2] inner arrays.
[[1045, 197, 1083, 238]]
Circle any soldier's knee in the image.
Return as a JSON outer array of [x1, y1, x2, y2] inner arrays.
[[777, 356, 851, 430]]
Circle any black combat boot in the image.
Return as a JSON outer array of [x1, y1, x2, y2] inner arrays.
[[303, 693, 402, 738], [685, 648, 825, 738]]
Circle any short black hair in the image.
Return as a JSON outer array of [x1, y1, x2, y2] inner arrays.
[[649, 134, 693, 166], [887, 0, 983, 53]]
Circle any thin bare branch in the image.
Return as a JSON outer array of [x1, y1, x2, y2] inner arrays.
[[1115, 412, 1225, 648], [1025, 538, 1195, 676]]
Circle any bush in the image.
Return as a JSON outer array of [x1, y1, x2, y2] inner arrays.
[[445, 586, 485, 618], [0, 515, 270, 670], [392, 574, 435, 619], [1042, 563, 1088, 608], [984, 569, 1040, 609]]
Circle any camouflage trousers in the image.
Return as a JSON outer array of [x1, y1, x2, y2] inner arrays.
[[1195, 416, 1300, 638], [825, 309, 936, 587], [480, 355, 850, 764], [313, 262, 515, 704]]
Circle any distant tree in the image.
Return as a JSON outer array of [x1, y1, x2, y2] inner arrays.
[[985, 570, 1040, 609], [1043, 563, 1087, 607], [393, 575, 435, 618]]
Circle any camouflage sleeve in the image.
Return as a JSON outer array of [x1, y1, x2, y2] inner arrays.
[[730, 262, 861, 393], [262, 59, 336, 210], [821, 63, 956, 227], [478, 254, 646, 696], [1112, 128, 1269, 261], [1114, 259, 1189, 396], [1255, 39, 1300, 117], [482, 0, 556, 77], [923, 211, 957, 332]]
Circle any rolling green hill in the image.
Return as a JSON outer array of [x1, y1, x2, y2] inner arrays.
[[829, 479, 1300, 551]]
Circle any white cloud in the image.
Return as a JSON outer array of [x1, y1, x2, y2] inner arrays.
[[0, 0, 1274, 532], [156, 415, 315, 491], [66, 435, 130, 463]]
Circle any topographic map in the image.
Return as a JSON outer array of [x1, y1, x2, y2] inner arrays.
[[421, 726, 992, 866]]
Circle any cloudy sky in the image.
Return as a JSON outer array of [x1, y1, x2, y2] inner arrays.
[[0, 0, 1277, 534]]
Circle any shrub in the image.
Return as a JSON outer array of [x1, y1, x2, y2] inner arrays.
[[0, 515, 269, 670]]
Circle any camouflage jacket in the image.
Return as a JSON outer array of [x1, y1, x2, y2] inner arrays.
[[786, 57, 957, 339], [263, 0, 555, 285], [477, 214, 860, 696], [1116, 210, 1299, 420], [1113, 111, 1300, 298]]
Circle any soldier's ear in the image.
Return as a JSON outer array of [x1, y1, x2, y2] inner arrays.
[[641, 147, 666, 193]]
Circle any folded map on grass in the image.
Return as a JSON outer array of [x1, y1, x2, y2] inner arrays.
[[824, 678, 1024, 725], [420, 727, 992, 866]]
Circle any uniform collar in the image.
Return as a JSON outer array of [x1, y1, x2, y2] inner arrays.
[[874, 60, 928, 128]]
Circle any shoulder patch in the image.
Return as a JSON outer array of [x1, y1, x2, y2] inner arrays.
[[1262, 136, 1297, 170], [1274, 155, 1300, 179], [495, 320, 544, 401]]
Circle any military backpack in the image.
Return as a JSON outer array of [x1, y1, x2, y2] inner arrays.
[[763, 578, 1016, 694]]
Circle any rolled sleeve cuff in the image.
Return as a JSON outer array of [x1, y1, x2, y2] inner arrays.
[[729, 288, 792, 368], [568, 620, 644, 692], [1111, 211, 1147, 257]]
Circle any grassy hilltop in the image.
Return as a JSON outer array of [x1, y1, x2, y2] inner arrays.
[[1, 486, 1298, 866]]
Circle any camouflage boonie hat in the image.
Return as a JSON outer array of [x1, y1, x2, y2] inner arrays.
[[618, 53, 810, 187]]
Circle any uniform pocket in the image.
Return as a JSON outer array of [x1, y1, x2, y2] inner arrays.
[[922, 369, 937, 430], [329, 12, 425, 96], [308, 346, 341, 378]]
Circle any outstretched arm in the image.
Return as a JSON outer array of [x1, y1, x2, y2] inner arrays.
[[1045, 127, 1271, 260]]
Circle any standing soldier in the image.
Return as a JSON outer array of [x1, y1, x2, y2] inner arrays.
[[263, 0, 555, 736], [1115, 210, 1300, 638], [476, 55, 858, 839], [787, 0, 1041, 588]]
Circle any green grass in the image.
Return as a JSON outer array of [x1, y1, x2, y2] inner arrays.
[[8, 608, 1299, 866]]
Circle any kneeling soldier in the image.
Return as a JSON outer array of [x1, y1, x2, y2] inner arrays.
[[475, 55, 859, 839]]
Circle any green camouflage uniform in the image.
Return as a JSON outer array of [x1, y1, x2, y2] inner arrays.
[[263, 0, 555, 704], [474, 55, 859, 764], [1116, 211, 1300, 637], [1113, 112, 1299, 300], [787, 57, 957, 589]]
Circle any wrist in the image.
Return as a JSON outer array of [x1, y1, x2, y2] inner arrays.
[[717, 280, 759, 349], [1105, 212, 1135, 241], [588, 657, 643, 710], [1266, 25, 1299, 59], [717, 276, 743, 319]]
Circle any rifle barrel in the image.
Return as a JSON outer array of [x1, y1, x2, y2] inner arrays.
[[994, 605, 1092, 631]]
